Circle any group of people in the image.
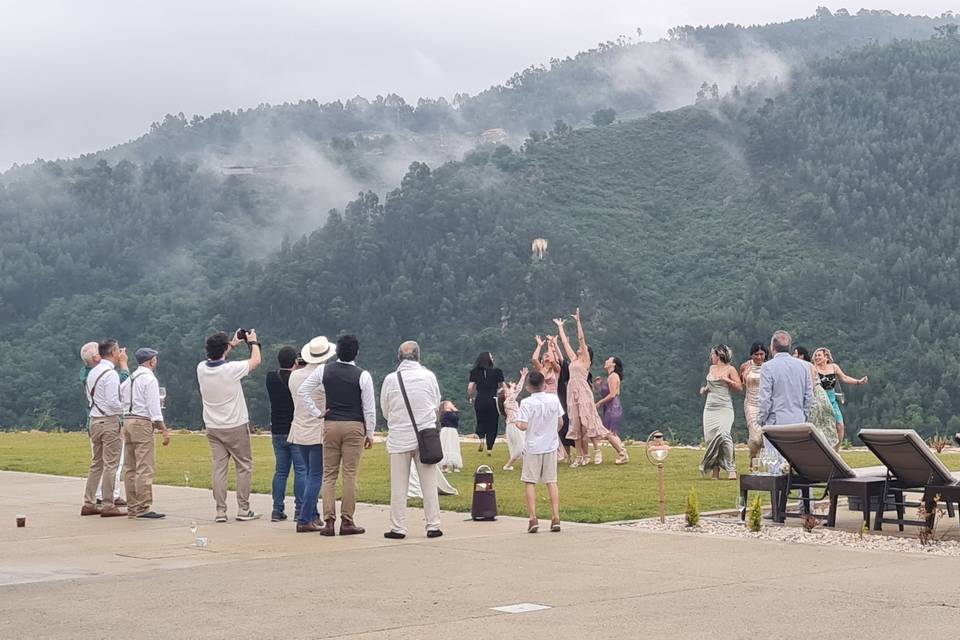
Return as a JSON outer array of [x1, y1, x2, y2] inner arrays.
[[699, 330, 869, 478], [468, 309, 630, 471], [80, 340, 170, 519]]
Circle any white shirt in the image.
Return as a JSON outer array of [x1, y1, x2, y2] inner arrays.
[[287, 364, 325, 446], [297, 360, 376, 437], [196, 359, 251, 429], [86, 360, 123, 418], [516, 392, 564, 454], [120, 366, 164, 422], [380, 360, 441, 454]]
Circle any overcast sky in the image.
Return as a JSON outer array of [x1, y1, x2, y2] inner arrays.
[[0, 1, 954, 170]]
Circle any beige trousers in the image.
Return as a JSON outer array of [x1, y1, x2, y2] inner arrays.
[[205, 424, 253, 515], [83, 416, 122, 507], [321, 421, 365, 522], [123, 417, 156, 516], [389, 450, 441, 534]]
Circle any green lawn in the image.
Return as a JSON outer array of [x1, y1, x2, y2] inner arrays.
[[4, 431, 959, 523]]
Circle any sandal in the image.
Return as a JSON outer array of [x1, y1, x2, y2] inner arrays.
[[615, 452, 630, 465], [528, 519, 539, 534], [594, 450, 603, 465]]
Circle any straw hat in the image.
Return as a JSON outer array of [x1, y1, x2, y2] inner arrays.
[[301, 336, 335, 364]]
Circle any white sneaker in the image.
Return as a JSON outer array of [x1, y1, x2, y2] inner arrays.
[[235, 510, 261, 521]]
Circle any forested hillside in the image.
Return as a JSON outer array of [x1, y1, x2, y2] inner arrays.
[[2, 15, 960, 442]]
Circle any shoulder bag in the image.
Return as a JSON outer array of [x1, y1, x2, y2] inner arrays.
[[396, 370, 444, 465]]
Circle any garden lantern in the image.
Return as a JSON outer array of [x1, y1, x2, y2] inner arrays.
[[646, 431, 671, 523]]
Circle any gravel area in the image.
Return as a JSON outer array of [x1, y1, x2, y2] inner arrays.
[[617, 515, 960, 557]]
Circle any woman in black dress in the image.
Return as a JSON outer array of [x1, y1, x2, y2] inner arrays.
[[467, 352, 504, 454]]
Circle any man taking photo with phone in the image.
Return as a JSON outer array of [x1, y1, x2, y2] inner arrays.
[[197, 328, 262, 523]]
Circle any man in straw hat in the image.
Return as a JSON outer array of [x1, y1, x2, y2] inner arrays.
[[120, 348, 171, 519], [286, 336, 335, 531]]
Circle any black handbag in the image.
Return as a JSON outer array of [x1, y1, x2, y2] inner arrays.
[[396, 370, 444, 465]]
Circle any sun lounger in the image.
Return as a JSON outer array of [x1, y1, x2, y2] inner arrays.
[[762, 424, 886, 527], [858, 429, 958, 531]]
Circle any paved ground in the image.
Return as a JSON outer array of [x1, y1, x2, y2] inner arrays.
[[1, 470, 958, 639]]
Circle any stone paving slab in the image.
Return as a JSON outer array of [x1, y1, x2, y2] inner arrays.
[[0, 471, 958, 639]]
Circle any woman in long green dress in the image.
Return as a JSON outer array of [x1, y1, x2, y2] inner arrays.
[[793, 346, 839, 449], [699, 345, 743, 480]]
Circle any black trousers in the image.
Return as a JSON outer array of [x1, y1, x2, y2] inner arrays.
[[474, 397, 500, 449]]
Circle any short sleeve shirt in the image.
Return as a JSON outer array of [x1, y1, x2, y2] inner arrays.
[[517, 392, 564, 454], [196, 360, 251, 429]]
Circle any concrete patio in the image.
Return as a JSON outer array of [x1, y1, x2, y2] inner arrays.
[[1, 470, 958, 639]]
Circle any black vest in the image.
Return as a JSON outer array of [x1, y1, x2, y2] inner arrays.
[[322, 362, 365, 423]]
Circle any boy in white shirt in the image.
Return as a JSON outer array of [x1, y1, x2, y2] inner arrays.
[[515, 370, 564, 533]]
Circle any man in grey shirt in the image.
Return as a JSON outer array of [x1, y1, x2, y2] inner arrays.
[[759, 330, 813, 427]]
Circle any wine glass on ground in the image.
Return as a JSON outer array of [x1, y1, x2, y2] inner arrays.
[[183, 471, 190, 487], [736, 495, 746, 520]]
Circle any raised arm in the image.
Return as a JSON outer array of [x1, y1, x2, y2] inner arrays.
[[531, 336, 545, 371], [834, 364, 868, 386], [572, 308, 587, 353], [553, 319, 578, 362], [513, 367, 529, 400]]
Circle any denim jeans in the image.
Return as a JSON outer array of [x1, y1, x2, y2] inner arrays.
[[293, 444, 323, 524], [272, 433, 304, 515]]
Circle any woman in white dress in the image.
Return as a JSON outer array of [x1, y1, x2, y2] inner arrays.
[[438, 400, 463, 472], [498, 368, 529, 471]]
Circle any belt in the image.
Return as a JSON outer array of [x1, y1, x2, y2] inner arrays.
[[90, 415, 121, 420], [126, 415, 152, 421]]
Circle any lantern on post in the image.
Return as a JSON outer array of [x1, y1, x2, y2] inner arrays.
[[645, 431, 671, 523]]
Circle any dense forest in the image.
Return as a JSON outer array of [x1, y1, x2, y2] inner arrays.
[[2, 12, 960, 442]]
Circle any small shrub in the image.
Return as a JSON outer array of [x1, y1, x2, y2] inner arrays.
[[858, 521, 869, 540], [685, 486, 700, 527], [800, 512, 822, 533], [918, 494, 946, 546], [747, 495, 763, 532], [928, 435, 949, 454], [840, 439, 853, 450]]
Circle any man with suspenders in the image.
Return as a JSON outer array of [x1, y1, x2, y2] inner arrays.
[[82, 339, 128, 517], [80, 341, 128, 507], [120, 348, 171, 519]]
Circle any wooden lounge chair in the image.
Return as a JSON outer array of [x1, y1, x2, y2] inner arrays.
[[857, 429, 958, 531], [762, 424, 886, 527]]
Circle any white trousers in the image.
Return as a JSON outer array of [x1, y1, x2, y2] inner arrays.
[[390, 450, 441, 535], [91, 434, 124, 500]]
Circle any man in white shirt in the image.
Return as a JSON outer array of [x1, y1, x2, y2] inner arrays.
[[297, 334, 375, 536], [82, 339, 128, 517], [196, 329, 262, 523], [516, 370, 564, 533], [120, 348, 171, 519], [80, 341, 127, 508], [380, 341, 443, 539]]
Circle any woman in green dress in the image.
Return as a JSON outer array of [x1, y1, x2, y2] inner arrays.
[[699, 345, 742, 480], [793, 346, 839, 449]]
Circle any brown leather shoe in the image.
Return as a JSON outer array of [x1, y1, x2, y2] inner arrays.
[[296, 520, 324, 533], [339, 517, 365, 536], [113, 497, 127, 507], [319, 518, 336, 536], [100, 506, 127, 518], [81, 505, 101, 516]]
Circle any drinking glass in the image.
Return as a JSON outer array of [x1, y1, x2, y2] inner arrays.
[[736, 496, 746, 520]]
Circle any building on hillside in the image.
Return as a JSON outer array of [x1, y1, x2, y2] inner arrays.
[[479, 128, 508, 145]]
